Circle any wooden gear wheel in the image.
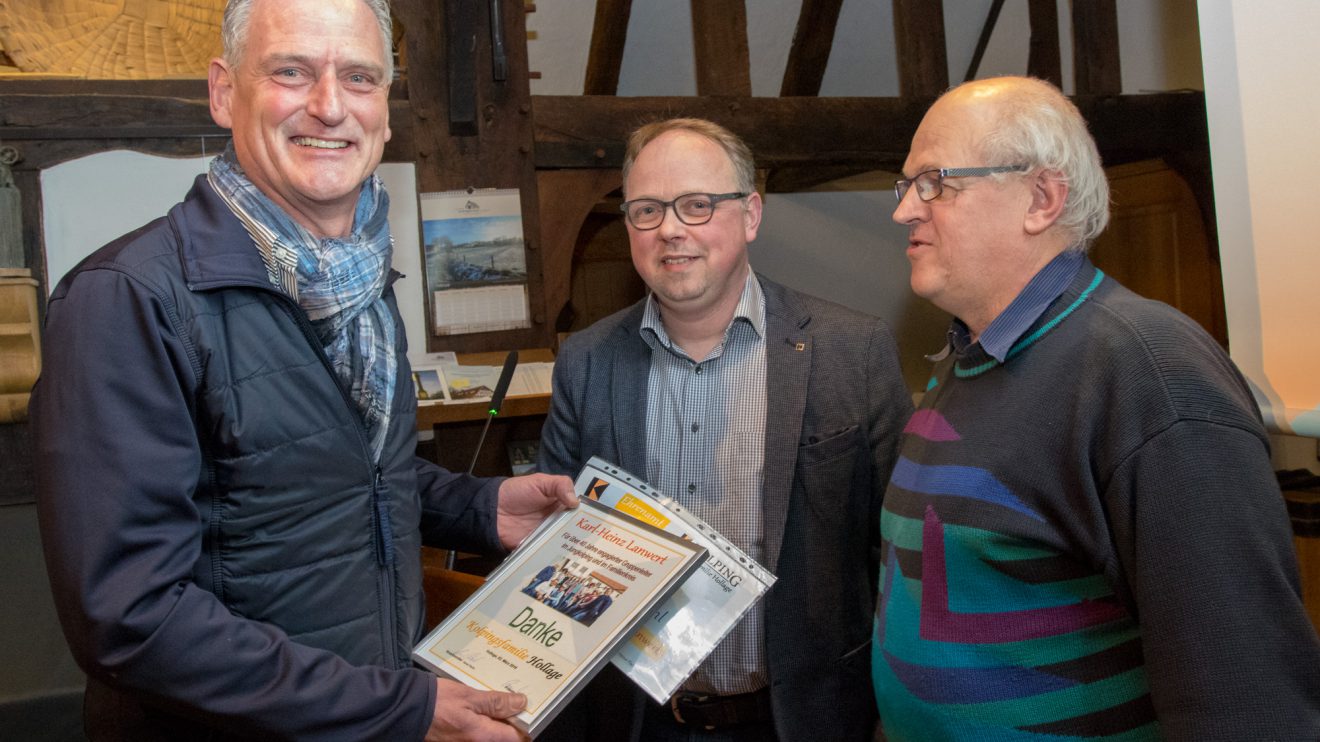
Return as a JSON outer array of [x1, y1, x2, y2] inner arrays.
[[0, 0, 223, 78]]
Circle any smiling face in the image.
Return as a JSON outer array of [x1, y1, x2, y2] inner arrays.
[[208, 0, 391, 238], [892, 83, 1056, 336], [624, 130, 762, 324]]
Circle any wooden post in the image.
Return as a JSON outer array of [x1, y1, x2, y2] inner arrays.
[[892, 0, 949, 97], [1026, 0, 1062, 88], [691, 0, 752, 96], [584, 0, 633, 95], [1072, 0, 1121, 95], [393, 0, 551, 352]]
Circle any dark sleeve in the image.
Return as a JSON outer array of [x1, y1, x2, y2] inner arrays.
[[863, 320, 915, 548], [32, 269, 435, 741], [537, 339, 584, 477], [1105, 420, 1320, 738], [415, 457, 505, 555]]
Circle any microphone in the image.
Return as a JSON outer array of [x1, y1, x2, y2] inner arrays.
[[487, 349, 519, 418], [450, 350, 519, 570]]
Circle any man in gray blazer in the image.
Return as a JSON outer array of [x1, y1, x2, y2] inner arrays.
[[538, 118, 913, 741]]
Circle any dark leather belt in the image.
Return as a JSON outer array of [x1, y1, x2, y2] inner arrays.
[[669, 688, 773, 730]]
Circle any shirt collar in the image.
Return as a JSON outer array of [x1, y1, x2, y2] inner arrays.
[[641, 271, 766, 353], [945, 249, 1085, 361]]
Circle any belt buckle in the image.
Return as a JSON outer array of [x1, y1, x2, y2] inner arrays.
[[670, 691, 716, 730]]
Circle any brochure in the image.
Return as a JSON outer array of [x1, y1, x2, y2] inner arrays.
[[411, 351, 553, 405], [573, 457, 777, 704], [412, 498, 706, 736]]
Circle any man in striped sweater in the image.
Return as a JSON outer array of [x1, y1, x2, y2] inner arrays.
[[874, 75, 1320, 740]]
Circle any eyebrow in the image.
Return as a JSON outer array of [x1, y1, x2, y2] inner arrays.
[[261, 53, 385, 79]]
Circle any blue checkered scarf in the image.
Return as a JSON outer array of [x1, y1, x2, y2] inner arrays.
[[209, 148, 397, 464]]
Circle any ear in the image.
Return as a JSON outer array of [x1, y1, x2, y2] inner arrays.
[[742, 191, 763, 243], [1024, 169, 1067, 236], [208, 58, 235, 130]]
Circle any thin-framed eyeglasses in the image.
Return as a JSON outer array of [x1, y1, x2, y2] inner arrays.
[[620, 192, 748, 230], [894, 165, 1029, 203]]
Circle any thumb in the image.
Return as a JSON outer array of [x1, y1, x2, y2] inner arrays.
[[470, 690, 527, 719]]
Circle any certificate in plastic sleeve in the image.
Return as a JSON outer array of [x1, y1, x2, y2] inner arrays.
[[412, 498, 706, 736], [574, 457, 777, 703]]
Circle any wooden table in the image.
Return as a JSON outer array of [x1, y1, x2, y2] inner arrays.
[[414, 348, 553, 429]]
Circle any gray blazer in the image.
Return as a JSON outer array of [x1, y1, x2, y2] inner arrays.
[[538, 274, 913, 741]]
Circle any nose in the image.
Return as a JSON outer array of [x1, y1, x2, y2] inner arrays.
[[892, 185, 927, 226], [655, 203, 686, 239], [306, 74, 347, 126]]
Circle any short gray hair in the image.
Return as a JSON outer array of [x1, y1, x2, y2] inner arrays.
[[622, 118, 757, 198], [221, 0, 395, 82], [954, 77, 1110, 252]]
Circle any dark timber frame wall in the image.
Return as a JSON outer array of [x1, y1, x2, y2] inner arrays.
[[0, 0, 1217, 504]]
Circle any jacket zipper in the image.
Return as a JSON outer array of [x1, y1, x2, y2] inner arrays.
[[265, 287, 401, 669]]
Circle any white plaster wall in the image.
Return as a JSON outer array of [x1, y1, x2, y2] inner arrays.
[[528, 0, 1199, 98]]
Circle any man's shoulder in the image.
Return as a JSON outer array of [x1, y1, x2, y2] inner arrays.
[[559, 300, 645, 355], [1082, 277, 1261, 430], [758, 274, 890, 335], [1087, 278, 1226, 362], [50, 213, 181, 301], [50, 177, 220, 300]]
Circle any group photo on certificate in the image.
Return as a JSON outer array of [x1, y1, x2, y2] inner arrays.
[[521, 559, 623, 627]]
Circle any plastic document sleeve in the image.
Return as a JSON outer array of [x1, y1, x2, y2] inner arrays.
[[412, 497, 707, 737], [574, 457, 777, 704]]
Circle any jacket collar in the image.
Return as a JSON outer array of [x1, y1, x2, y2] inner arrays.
[[759, 276, 811, 574], [169, 175, 401, 294], [608, 274, 810, 575], [170, 175, 274, 291]]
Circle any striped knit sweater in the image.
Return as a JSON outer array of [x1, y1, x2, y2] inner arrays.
[[873, 262, 1320, 740]]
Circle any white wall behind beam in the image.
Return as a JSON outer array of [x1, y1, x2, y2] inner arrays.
[[528, 0, 1201, 97]]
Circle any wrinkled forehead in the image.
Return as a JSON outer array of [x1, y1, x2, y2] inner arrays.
[[903, 94, 995, 175]]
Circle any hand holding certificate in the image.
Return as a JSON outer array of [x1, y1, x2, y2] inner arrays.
[[413, 499, 706, 736]]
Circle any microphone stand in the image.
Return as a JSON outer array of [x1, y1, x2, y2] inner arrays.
[[446, 350, 519, 570]]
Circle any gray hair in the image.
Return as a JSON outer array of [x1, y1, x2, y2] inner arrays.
[[956, 77, 1110, 252], [221, 0, 395, 82], [622, 118, 757, 198]]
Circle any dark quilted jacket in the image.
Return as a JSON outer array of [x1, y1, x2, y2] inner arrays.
[[32, 176, 503, 740]]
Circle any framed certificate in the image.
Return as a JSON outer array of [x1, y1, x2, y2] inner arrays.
[[412, 498, 707, 736]]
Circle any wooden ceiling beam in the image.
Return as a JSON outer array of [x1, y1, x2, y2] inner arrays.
[[1027, 0, 1062, 87], [531, 95, 924, 172], [963, 0, 1006, 83], [529, 92, 1210, 173], [779, 0, 844, 96], [892, 0, 949, 96], [764, 165, 884, 194], [1, 82, 1210, 193], [583, 0, 632, 95], [690, 0, 752, 96], [1072, 0, 1121, 94]]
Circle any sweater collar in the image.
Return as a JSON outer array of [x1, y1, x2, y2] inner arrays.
[[946, 254, 1105, 378], [948, 250, 1085, 362]]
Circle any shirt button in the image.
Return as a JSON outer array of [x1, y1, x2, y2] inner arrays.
[[688, 483, 696, 493], [694, 365, 703, 375], [691, 423, 699, 433]]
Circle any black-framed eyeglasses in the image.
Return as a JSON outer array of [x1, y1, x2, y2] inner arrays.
[[894, 165, 1029, 203], [620, 192, 748, 230]]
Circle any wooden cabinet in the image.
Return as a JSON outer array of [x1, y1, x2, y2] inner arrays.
[[0, 268, 40, 423], [1090, 159, 1227, 346]]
